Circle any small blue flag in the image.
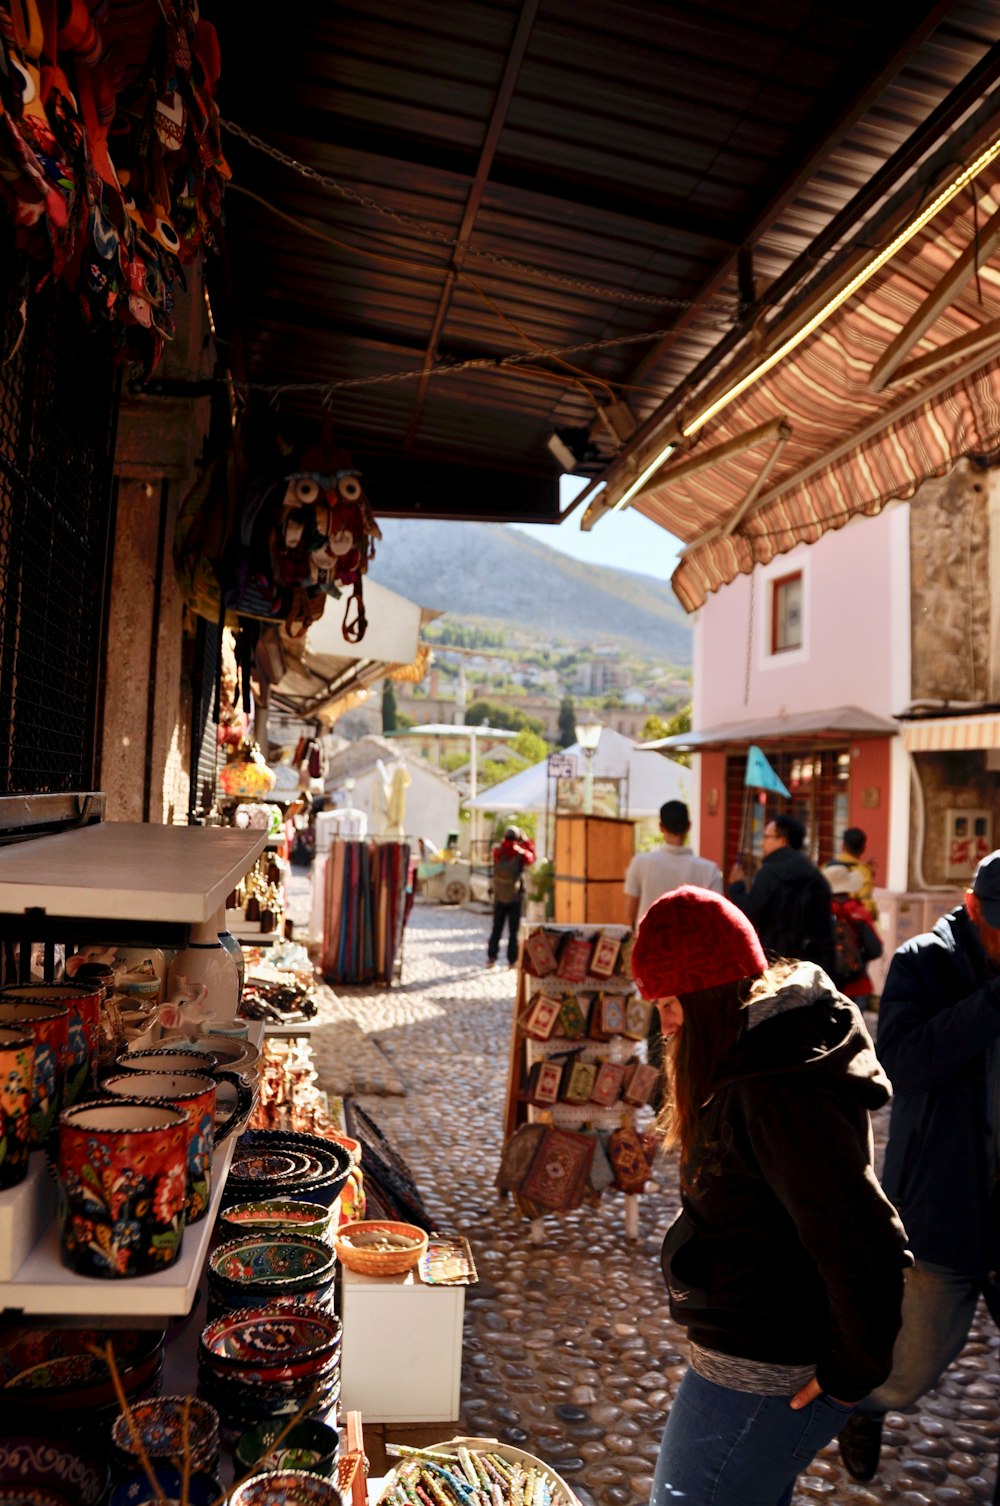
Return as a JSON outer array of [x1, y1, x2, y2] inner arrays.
[[745, 744, 790, 798]]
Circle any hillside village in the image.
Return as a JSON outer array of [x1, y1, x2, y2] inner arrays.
[[336, 519, 693, 746]]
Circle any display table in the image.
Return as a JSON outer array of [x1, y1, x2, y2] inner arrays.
[[340, 1265, 464, 1423]]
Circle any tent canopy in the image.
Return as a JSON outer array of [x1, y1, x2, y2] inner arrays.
[[468, 726, 690, 818]]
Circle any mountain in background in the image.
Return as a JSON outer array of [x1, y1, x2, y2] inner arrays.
[[368, 519, 692, 666]]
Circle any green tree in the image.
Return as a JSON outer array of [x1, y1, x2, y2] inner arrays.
[[641, 703, 692, 766], [382, 679, 398, 733], [511, 729, 550, 764], [558, 694, 577, 748], [466, 699, 544, 736]]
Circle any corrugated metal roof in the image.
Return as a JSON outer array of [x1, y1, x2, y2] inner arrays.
[[207, 0, 1000, 525]]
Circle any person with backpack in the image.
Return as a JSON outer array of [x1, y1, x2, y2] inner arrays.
[[728, 813, 836, 975], [826, 863, 883, 1009], [487, 825, 536, 969]]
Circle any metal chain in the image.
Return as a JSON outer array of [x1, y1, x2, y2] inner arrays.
[[221, 119, 736, 314]]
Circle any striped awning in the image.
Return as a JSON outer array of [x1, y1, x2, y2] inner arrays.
[[631, 184, 1000, 612], [901, 713, 1000, 752]]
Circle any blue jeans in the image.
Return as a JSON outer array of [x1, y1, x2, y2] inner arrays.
[[860, 1259, 984, 1413], [651, 1369, 856, 1506]]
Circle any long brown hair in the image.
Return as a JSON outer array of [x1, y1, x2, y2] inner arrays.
[[658, 979, 746, 1159], [659, 961, 797, 1165]]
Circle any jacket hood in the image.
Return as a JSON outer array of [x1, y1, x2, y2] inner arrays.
[[714, 962, 891, 1110]]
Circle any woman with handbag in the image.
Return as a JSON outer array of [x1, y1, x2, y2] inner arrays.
[[633, 886, 909, 1506]]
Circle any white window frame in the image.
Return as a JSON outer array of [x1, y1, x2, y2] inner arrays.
[[759, 553, 810, 670]]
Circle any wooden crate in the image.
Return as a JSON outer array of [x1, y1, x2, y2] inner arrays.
[[553, 815, 633, 924]]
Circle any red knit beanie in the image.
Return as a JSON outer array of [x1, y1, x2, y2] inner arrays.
[[631, 885, 767, 999]]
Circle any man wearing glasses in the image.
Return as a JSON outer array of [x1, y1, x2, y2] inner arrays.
[[729, 812, 835, 975]]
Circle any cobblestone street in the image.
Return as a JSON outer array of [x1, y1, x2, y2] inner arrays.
[[305, 896, 1000, 1506]]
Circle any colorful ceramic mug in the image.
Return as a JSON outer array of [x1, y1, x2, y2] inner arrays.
[[0, 983, 103, 1106], [0, 1026, 33, 1188], [0, 999, 69, 1145], [102, 1069, 250, 1223], [115, 1046, 220, 1076], [57, 1099, 190, 1278]]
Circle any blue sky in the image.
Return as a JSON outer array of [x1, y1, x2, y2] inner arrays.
[[509, 477, 682, 580]]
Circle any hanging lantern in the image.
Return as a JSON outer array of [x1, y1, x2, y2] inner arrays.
[[219, 742, 277, 799]]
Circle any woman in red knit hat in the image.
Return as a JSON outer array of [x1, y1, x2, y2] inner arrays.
[[633, 885, 909, 1506]]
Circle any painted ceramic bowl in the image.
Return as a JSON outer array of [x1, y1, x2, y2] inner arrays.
[[110, 1394, 220, 1474], [110, 1464, 221, 1506], [229, 1132, 352, 1210], [0, 1326, 163, 1414], [209, 1232, 336, 1286], [228, 1469, 345, 1505], [197, 1372, 340, 1431], [171, 1035, 261, 1077], [229, 1150, 316, 1186], [219, 1199, 333, 1243], [0, 1436, 107, 1506], [235, 1419, 340, 1478], [201, 1304, 342, 1382]]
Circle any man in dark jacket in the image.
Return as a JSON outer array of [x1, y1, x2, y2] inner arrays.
[[728, 813, 836, 975], [837, 851, 1000, 1485]]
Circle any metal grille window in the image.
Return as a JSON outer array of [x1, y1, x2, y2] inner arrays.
[[0, 237, 118, 794]]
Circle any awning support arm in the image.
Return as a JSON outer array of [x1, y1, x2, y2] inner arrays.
[[869, 202, 1000, 392]]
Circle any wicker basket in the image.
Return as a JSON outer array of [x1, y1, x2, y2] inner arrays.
[[335, 1220, 428, 1276]]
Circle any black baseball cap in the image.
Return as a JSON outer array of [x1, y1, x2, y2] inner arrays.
[[972, 851, 1000, 927]]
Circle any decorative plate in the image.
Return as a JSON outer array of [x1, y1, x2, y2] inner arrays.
[[0, 1437, 107, 1506]]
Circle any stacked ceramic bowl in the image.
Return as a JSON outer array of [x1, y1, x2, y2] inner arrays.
[[207, 1232, 337, 1317], [223, 1130, 352, 1211], [109, 1394, 221, 1481], [0, 1326, 164, 1436], [197, 1302, 342, 1433], [220, 1198, 334, 1245]]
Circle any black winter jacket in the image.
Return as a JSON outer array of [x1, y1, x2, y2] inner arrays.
[[661, 967, 910, 1402], [730, 846, 836, 976], [878, 905, 1000, 1277]]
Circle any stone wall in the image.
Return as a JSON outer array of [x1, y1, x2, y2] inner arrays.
[[907, 459, 1000, 887], [100, 276, 212, 823], [909, 458, 992, 703]]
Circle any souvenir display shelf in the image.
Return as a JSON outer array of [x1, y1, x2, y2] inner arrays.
[[0, 823, 269, 1316], [0, 1023, 261, 1319], [504, 923, 646, 1241]]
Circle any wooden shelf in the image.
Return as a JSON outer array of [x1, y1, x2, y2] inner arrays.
[[0, 823, 268, 925]]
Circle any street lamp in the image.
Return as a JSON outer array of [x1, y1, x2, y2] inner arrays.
[[575, 718, 603, 815]]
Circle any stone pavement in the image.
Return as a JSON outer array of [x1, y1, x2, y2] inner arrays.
[[303, 894, 1000, 1506]]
